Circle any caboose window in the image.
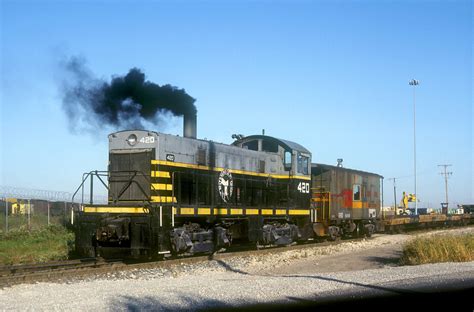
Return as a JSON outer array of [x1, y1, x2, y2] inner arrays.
[[297, 153, 309, 175], [353, 184, 361, 201]]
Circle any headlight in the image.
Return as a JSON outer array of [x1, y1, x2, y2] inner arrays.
[[126, 134, 137, 146]]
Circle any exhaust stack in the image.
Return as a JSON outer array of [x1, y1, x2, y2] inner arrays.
[[183, 113, 197, 139]]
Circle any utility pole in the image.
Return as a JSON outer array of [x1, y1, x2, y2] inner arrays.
[[388, 178, 397, 215], [438, 164, 452, 211]]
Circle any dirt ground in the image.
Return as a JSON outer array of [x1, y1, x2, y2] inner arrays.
[[254, 226, 474, 275], [265, 243, 403, 275]]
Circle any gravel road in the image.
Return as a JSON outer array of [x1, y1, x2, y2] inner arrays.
[[1, 227, 473, 311]]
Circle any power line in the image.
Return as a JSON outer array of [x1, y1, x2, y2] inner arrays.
[[389, 168, 436, 180]]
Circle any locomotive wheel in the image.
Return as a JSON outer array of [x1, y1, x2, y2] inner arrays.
[[328, 232, 340, 241], [327, 226, 340, 241]]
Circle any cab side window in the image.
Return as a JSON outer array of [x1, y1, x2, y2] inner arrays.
[[284, 151, 292, 171], [297, 153, 309, 175]]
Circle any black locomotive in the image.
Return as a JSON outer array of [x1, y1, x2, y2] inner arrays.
[[74, 121, 322, 257]]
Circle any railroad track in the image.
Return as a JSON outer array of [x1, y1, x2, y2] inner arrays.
[[0, 258, 126, 287], [0, 236, 360, 288]]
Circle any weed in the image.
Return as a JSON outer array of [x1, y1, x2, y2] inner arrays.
[[0, 225, 74, 265], [399, 233, 474, 265]]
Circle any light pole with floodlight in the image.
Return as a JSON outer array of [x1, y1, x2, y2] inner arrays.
[[409, 79, 419, 215]]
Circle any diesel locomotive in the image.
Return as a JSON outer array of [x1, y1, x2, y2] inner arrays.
[[74, 115, 386, 258]]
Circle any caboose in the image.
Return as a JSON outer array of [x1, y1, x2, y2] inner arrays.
[[311, 163, 383, 239]]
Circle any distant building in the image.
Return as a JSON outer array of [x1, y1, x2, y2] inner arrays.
[[461, 204, 474, 214]]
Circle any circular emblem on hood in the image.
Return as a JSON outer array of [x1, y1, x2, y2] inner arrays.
[[126, 134, 138, 146], [218, 169, 233, 203]]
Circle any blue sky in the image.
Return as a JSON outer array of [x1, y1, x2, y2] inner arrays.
[[1, 0, 472, 208]]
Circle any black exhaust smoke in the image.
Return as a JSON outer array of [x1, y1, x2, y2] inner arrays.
[[61, 56, 197, 135]]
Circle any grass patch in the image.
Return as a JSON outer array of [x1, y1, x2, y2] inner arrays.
[[0, 225, 74, 265], [400, 233, 474, 265], [0, 214, 67, 233]]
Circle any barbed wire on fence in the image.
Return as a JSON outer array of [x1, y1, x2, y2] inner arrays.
[[0, 185, 108, 204]]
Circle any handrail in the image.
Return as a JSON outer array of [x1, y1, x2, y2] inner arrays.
[[72, 170, 154, 210], [72, 170, 109, 205]]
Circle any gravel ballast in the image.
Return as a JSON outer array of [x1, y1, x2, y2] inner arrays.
[[1, 227, 473, 310]]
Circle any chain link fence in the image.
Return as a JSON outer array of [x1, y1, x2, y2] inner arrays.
[[0, 186, 107, 233]]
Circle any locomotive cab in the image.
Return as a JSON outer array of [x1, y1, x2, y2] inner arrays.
[[232, 135, 311, 178]]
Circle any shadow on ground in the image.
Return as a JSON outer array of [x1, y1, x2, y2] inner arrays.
[[111, 258, 473, 311], [113, 288, 473, 311], [363, 250, 402, 266], [112, 294, 229, 312]]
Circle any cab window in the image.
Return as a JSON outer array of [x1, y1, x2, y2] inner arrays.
[[297, 153, 309, 175], [242, 140, 258, 151], [284, 151, 292, 171]]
